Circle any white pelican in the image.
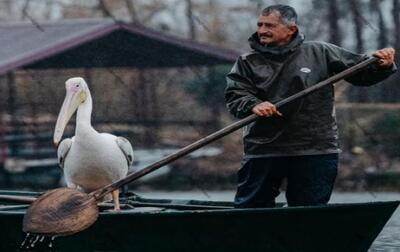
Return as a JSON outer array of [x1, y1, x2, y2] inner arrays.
[[54, 77, 133, 210]]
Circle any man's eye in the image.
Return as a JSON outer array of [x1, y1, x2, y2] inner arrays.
[[257, 23, 262, 27]]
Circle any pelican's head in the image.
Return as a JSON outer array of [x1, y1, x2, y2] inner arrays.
[[53, 77, 88, 146]]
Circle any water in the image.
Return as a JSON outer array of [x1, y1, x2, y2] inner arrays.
[[137, 190, 400, 252], [19, 233, 56, 252], [329, 192, 400, 252]]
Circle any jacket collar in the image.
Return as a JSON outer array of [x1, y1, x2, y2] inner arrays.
[[248, 31, 305, 57]]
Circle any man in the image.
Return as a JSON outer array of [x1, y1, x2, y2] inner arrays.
[[225, 4, 396, 208]]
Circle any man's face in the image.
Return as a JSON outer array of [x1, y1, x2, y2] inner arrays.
[[257, 12, 297, 46]]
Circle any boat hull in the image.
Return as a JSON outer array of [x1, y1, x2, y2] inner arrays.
[[0, 193, 398, 252]]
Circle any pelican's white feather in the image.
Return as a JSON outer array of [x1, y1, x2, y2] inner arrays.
[[57, 137, 73, 169], [54, 77, 133, 197], [116, 136, 134, 167]]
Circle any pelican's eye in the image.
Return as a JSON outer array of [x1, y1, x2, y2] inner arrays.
[[75, 84, 80, 88]]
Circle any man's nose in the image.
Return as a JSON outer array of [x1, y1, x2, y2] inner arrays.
[[258, 25, 269, 33]]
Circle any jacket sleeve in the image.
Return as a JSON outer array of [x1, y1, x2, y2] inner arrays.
[[324, 43, 397, 86], [225, 57, 263, 119]]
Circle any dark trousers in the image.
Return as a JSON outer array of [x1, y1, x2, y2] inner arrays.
[[234, 154, 338, 208]]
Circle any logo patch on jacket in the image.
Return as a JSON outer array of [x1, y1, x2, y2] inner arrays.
[[300, 67, 311, 73]]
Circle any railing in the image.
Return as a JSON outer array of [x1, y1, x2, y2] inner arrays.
[[0, 117, 219, 188]]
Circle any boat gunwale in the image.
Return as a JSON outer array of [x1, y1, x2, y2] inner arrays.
[[0, 200, 398, 216], [91, 200, 400, 216]]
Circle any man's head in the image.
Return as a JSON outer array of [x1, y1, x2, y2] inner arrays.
[[257, 5, 298, 46]]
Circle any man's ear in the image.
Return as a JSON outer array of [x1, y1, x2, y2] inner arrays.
[[288, 25, 298, 35]]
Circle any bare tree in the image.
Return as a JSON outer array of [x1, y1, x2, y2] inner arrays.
[[206, 0, 224, 44], [392, 0, 400, 62], [388, 0, 400, 102], [348, 0, 364, 53], [327, 0, 342, 46], [348, 0, 368, 102], [370, 0, 388, 48], [123, 0, 139, 23], [185, 0, 196, 40], [97, 0, 117, 21]]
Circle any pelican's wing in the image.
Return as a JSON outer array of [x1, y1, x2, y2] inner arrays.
[[116, 137, 134, 167], [57, 138, 73, 169]]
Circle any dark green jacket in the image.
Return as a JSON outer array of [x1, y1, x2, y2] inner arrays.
[[225, 32, 396, 157]]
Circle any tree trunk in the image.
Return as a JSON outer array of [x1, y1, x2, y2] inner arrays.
[[185, 0, 196, 40], [348, 0, 364, 53], [389, 0, 400, 101], [327, 0, 342, 46], [21, 0, 31, 21], [393, 0, 400, 62], [97, 0, 114, 19], [370, 0, 388, 48], [348, 0, 367, 102], [370, 0, 389, 102], [124, 0, 139, 23]]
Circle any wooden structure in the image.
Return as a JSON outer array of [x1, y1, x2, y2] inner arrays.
[[0, 19, 239, 184]]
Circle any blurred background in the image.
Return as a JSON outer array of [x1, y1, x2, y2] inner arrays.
[[0, 0, 399, 192]]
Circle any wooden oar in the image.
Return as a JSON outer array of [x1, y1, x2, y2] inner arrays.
[[0, 194, 36, 204], [22, 57, 378, 236]]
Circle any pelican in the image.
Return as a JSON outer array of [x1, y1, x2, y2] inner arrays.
[[54, 77, 133, 210]]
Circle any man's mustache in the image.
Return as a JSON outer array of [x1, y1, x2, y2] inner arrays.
[[259, 33, 272, 38]]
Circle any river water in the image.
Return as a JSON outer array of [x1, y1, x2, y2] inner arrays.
[[137, 190, 400, 252]]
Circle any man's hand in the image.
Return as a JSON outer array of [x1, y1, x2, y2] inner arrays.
[[373, 48, 395, 68], [252, 101, 282, 117]]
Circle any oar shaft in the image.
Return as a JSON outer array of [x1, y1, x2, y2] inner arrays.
[[93, 57, 377, 199], [0, 195, 37, 204], [275, 57, 378, 107], [92, 114, 257, 199]]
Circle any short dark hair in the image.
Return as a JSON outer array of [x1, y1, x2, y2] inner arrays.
[[261, 5, 297, 26]]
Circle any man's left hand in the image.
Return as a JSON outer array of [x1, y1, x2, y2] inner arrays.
[[373, 48, 395, 68]]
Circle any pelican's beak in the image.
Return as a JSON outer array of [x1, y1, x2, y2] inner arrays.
[[53, 89, 86, 146]]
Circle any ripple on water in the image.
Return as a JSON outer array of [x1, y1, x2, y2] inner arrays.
[[368, 207, 400, 252], [19, 233, 57, 252]]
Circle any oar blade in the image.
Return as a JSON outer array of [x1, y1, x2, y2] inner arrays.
[[23, 188, 99, 236]]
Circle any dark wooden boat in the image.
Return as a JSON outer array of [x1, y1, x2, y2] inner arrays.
[[0, 190, 398, 252]]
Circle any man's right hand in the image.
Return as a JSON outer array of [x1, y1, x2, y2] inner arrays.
[[252, 101, 283, 117]]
